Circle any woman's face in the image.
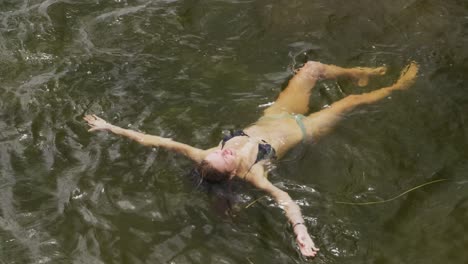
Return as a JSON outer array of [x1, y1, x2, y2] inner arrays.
[[204, 148, 238, 175]]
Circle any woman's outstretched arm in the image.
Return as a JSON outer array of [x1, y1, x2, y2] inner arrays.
[[244, 165, 319, 258], [84, 114, 207, 163]]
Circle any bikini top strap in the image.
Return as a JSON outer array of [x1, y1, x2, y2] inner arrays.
[[221, 130, 249, 149]]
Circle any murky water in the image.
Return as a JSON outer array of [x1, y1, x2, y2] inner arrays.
[[1, 0, 467, 263]]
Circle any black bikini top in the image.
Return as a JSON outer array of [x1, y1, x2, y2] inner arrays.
[[221, 130, 277, 164]]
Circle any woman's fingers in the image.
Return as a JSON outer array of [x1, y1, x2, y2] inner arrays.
[[300, 246, 317, 257], [84, 114, 101, 130], [83, 115, 97, 122], [296, 233, 319, 257], [84, 114, 110, 133]]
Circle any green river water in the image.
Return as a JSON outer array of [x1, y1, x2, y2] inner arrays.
[[0, 0, 467, 263]]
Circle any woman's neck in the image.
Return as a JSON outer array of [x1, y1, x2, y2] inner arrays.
[[223, 137, 259, 178]]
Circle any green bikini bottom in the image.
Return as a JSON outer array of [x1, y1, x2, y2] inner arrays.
[[259, 112, 308, 142]]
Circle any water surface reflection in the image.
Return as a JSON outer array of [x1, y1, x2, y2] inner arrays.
[[0, 0, 467, 263]]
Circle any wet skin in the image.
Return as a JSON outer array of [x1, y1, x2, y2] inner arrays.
[[85, 61, 419, 258], [204, 148, 238, 174]]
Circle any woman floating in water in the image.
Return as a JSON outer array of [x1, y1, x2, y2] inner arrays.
[[84, 61, 419, 257]]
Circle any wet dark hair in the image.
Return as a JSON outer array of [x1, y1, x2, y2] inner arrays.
[[187, 161, 244, 218], [192, 160, 231, 184]]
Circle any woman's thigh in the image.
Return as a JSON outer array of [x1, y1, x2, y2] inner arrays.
[[302, 109, 343, 141]]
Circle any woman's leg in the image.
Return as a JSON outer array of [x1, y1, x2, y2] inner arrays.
[[263, 62, 387, 116], [303, 62, 419, 139]]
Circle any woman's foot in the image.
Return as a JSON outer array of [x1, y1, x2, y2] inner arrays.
[[393, 61, 419, 90], [349, 66, 387, 87]]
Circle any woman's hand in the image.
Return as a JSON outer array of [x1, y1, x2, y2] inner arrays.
[[83, 114, 111, 132], [294, 224, 319, 257], [244, 173, 320, 258]]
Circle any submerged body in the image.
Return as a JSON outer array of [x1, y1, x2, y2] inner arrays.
[[84, 61, 419, 258]]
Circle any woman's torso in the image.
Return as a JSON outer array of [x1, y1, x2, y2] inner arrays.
[[209, 115, 308, 178], [243, 116, 305, 159]]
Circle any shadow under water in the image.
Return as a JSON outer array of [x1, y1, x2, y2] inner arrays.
[[0, 0, 467, 263]]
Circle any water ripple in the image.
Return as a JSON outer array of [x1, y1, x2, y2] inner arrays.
[[0, 0, 467, 263]]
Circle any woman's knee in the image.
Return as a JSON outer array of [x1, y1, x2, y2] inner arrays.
[[297, 61, 325, 80]]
